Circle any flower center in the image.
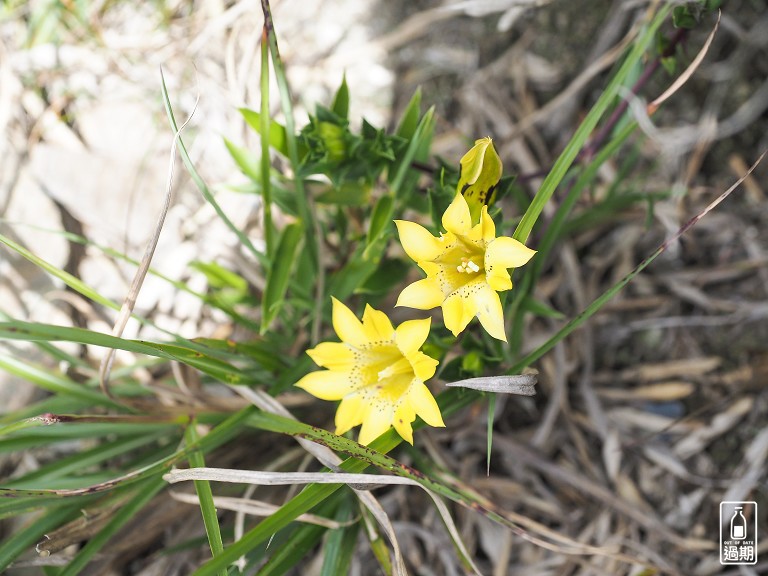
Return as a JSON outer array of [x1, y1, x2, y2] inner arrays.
[[456, 257, 480, 274], [377, 357, 413, 381]]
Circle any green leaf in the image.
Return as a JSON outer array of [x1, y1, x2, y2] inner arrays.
[[512, 3, 672, 245], [522, 295, 566, 320], [261, 222, 304, 332], [0, 502, 83, 571], [161, 71, 266, 269], [356, 258, 409, 295], [388, 106, 435, 195], [326, 251, 380, 302], [240, 108, 289, 156], [320, 501, 359, 576], [255, 515, 329, 575], [331, 74, 350, 119], [0, 323, 247, 385], [0, 354, 123, 409], [185, 422, 226, 576], [0, 232, 119, 313], [223, 137, 260, 181], [365, 194, 394, 249], [395, 87, 422, 140], [672, 5, 697, 29], [316, 180, 371, 206], [6, 433, 167, 488], [190, 261, 248, 292], [58, 476, 166, 576]]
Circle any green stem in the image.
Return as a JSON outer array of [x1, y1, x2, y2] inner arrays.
[[260, 0, 324, 343], [260, 27, 275, 259]]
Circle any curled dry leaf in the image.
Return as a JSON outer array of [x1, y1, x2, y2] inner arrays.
[[445, 373, 538, 395]]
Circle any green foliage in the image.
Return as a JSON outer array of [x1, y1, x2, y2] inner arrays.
[[0, 2, 724, 573], [673, 0, 723, 29]]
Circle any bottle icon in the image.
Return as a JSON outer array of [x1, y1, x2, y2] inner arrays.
[[731, 507, 747, 540]]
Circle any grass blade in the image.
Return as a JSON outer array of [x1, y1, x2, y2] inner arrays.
[[58, 476, 166, 576], [260, 27, 275, 258], [0, 232, 118, 312], [512, 3, 672, 244], [159, 69, 266, 268], [185, 421, 226, 576], [0, 502, 83, 571], [261, 222, 303, 332], [509, 151, 766, 374]]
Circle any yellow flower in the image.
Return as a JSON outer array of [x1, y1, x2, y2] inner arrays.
[[296, 298, 444, 445], [457, 137, 502, 225], [395, 193, 536, 342]]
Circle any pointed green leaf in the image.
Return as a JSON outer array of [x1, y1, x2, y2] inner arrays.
[[365, 194, 394, 249], [240, 108, 289, 156], [185, 422, 226, 576], [331, 74, 350, 119], [261, 222, 304, 332], [388, 106, 435, 194], [395, 87, 421, 140], [223, 137, 260, 181], [522, 295, 566, 320]]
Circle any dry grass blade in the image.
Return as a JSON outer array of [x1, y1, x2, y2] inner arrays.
[[492, 437, 714, 553], [720, 426, 768, 504], [647, 11, 721, 116], [98, 79, 200, 398], [510, 28, 636, 138], [170, 491, 350, 529], [36, 504, 120, 557], [165, 466, 482, 575]]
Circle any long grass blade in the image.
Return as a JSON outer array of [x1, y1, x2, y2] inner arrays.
[[260, 26, 275, 258], [185, 421, 226, 576], [509, 151, 766, 374], [512, 3, 672, 244], [159, 69, 266, 268]]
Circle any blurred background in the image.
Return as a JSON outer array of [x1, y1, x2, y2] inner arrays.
[[1, 0, 767, 574]]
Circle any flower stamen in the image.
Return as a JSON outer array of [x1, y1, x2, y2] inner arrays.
[[456, 257, 480, 274]]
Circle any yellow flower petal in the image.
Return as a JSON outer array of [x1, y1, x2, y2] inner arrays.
[[394, 317, 431, 356], [306, 342, 355, 370], [396, 278, 444, 310], [480, 206, 496, 243], [335, 394, 364, 436], [486, 268, 512, 292], [408, 381, 444, 428], [442, 288, 479, 337], [442, 193, 472, 236], [358, 401, 394, 445], [362, 304, 394, 342], [303, 297, 444, 444], [485, 236, 536, 269], [295, 370, 355, 401], [393, 402, 416, 444], [332, 297, 367, 347], [407, 351, 438, 382], [394, 220, 445, 262], [474, 285, 506, 341]]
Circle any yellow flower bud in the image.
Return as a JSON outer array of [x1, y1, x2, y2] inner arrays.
[[457, 137, 502, 225]]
